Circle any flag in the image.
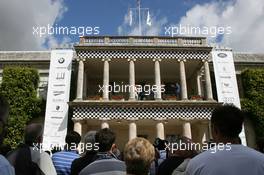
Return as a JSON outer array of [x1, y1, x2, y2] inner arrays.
[[137, 0, 140, 7], [129, 9, 133, 26], [147, 10, 152, 26]]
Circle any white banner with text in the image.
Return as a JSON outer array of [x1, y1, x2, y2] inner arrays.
[[43, 49, 73, 150], [212, 50, 247, 145]]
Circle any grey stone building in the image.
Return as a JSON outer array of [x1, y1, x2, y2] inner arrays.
[[0, 36, 263, 149]]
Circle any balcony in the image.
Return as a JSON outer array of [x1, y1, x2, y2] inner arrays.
[[78, 36, 208, 47]]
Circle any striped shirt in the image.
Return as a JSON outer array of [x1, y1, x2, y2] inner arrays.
[[79, 152, 126, 175], [52, 150, 80, 175]]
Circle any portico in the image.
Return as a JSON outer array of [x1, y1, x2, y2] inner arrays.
[[70, 36, 221, 149]]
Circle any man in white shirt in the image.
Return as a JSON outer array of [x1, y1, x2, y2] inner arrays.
[[7, 123, 57, 175], [186, 105, 264, 175], [0, 95, 15, 175]]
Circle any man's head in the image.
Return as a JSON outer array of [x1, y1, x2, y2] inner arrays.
[[83, 130, 97, 153], [153, 138, 167, 150], [211, 105, 245, 143], [65, 131, 81, 149], [172, 136, 197, 158], [124, 137, 155, 175], [24, 123, 43, 146], [95, 128, 115, 152], [0, 95, 9, 145]]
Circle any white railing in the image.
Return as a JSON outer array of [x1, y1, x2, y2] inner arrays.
[[80, 36, 207, 47]]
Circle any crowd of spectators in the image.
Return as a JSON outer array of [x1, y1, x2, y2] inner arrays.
[[1, 94, 264, 175]]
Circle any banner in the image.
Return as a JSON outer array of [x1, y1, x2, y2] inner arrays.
[[43, 49, 73, 150], [212, 50, 247, 145]]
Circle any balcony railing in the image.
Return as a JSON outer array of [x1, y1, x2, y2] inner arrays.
[[79, 36, 207, 47]]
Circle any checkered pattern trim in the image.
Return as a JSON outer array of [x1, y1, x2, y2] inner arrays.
[[73, 106, 213, 120], [76, 50, 209, 60]]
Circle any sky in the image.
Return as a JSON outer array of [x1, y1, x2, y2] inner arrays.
[[0, 0, 264, 52]]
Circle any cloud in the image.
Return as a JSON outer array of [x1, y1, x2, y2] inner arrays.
[[0, 0, 67, 51], [177, 0, 264, 52], [118, 10, 167, 36]]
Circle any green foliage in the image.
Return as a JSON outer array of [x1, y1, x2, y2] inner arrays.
[[241, 69, 264, 139], [0, 66, 41, 148]]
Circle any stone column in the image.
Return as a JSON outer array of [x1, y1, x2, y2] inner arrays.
[[76, 59, 84, 100], [156, 122, 165, 140], [182, 121, 192, 139], [153, 59, 162, 100], [129, 122, 137, 140], [203, 60, 213, 100], [74, 120, 82, 136], [178, 59, 188, 100], [128, 59, 136, 101], [196, 73, 202, 96], [83, 70, 87, 99], [208, 122, 213, 140], [102, 59, 110, 100], [200, 121, 209, 143], [101, 121, 109, 129]]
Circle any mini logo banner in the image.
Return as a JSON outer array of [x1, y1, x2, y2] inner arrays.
[[43, 50, 73, 150]]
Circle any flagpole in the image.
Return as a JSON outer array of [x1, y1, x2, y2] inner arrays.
[[138, 0, 142, 35]]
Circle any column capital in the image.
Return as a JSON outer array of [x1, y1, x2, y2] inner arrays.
[[102, 58, 111, 62], [177, 58, 186, 62], [127, 58, 136, 62], [153, 118, 165, 122], [73, 119, 85, 124], [202, 59, 209, 63], [101, 120, 109, 129], [200, 120, 209, 125], [99, 118, 111, 121], [181, 119, 192, 122], [127, 118, 139, 121], [152, 58, 161, 62], [77, 58, 86, 62], [72, 118, 81, 122]]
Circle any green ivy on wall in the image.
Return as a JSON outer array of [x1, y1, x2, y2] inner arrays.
[[241, 69, 264, 141], [0, 66, 41, 148]]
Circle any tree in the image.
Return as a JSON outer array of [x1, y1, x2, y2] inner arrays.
[[0, 66, 41, 148], [241, 69, 264, 148]]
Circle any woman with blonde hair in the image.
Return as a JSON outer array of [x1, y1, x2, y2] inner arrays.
[[124, 137, 155, 175]]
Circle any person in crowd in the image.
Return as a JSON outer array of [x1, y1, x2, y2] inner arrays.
[[80, 128, 126, 175], [0, 95, 15, 175], [112, 144, 122, 160], [186, 105, 264, 175], [0, 144, 12, 157], [124, 137, 155, 175], [71, 131, 98, 175], [257, 139, 264, 153], [171, 137, 197, 175], [150, 138, 168, 175], [52, 131, 81, 175], [157, 136, 197, 175], [7, 123, 56, 175]]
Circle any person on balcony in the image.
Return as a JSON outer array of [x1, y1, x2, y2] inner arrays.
[[175, 82, 181, 100]]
